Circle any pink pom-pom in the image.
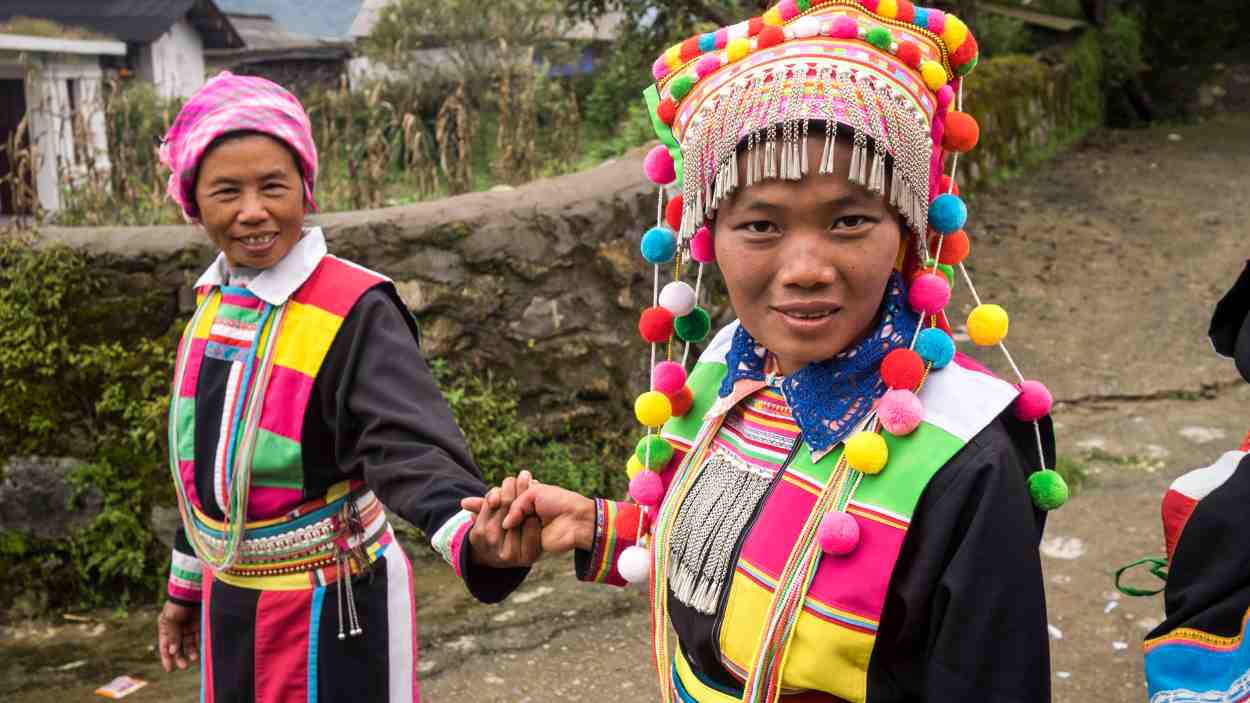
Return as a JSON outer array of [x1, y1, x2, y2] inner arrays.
[[936, 85, 955, 115], [831, 16, 860, 39], [817, 511, 860, 556], [908, 273, 951, 315], [878, 389, 924, 436], [644, 145, 676, 185], [779, 0, 799, 20], [652, 57, 671, 82], [696, 55, 722, 79], [927, 9, 946, 33], [630, 470, 665, 508], [1014, 380, 1053, 422], [651, 361, 688, 395], [691, 226, 716, 263], [715, 28, 729, 49]]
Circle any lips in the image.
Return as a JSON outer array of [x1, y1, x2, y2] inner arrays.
[[235, 232, 279, 251], [772, 301, 842, 319]]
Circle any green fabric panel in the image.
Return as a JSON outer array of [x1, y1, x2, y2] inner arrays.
[[853, 422, 965, 518], [662, 361, 727, 444], [249, 429, 304, 489], [176, 398, 196, 462], [642, 84, 684, 185], [171, 565, 202, 582], [212, 303, 264, 325]]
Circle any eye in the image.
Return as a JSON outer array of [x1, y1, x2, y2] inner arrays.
[[831, 215, 875, 230], [741, 221, 780, 235], [212, 187, 239, 199], [263, 182, 288, 192]]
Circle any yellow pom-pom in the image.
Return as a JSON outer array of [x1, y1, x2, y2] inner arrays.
[[665, 45, 683, 70], [942, 15, 970, 51], [845, 431, 889, 474], [727, 38, 751, 63], [920, 61, 948, 92], [635, 391, 673, 428], [626, 455, 645, 480], [967, 304, 1009, 346], [877, 0, 899, 18], [763, 7, 784, 26]]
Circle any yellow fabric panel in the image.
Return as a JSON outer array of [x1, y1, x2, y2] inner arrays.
[[192, 294, 221, 340], [272, 300, 343, 378], [674, 648, 742, 703], [718, 572, 873, 703]]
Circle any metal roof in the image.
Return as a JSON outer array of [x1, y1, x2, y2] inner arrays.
[[0, 0, 243, 48]]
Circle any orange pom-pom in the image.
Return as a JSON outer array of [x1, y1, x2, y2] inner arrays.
[[939, 174, 960, 196], [929, 229, 970, 265], [942, 112, 980, 153], [669, 386, 695, 417], [665, 195, 684, 231], [657, 98, 676, 126], [757, 25, 785, 49], [680, 37, 702, 62]]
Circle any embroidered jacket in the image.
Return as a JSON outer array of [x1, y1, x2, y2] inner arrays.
[[166, 229, 526, 605]]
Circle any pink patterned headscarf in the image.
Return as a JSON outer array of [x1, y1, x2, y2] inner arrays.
[[159, 71, 318, 221]]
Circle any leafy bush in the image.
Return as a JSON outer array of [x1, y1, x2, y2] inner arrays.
[[0, 241, 177, 611]]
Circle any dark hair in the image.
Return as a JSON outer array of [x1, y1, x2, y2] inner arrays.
[[190, 130, 305, 210]]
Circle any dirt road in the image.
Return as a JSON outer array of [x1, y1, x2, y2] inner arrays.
[[5, 111, 1250, 702]]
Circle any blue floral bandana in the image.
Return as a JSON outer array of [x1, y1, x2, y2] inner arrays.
[[717, 272, 919, 458]]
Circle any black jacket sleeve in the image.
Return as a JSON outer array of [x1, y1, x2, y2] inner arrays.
[[313, 286, 528, 603], [868, 413, 1054, 703]]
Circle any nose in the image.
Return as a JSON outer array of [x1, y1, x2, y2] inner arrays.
[[236, 190, 268, 226], [776, 230, 837, 289]]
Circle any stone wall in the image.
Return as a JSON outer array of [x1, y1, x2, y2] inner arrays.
[[38, 148, 715, 432]]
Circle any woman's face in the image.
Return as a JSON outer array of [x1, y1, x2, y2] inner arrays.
[[714, 135, 906, 375], [194, 134, 305, 270]]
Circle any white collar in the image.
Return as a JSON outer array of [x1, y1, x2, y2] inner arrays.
[[194, 227, 328, 306]]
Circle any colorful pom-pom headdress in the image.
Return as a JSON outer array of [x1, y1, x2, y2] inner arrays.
[[621, 0, 1065, 598]]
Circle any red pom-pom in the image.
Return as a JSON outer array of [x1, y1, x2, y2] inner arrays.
[[895, 0, 915, 23], [951, 33, 978, 67], [929, 229, 970, 265], [639, 307, 675, 343], [669, 386, 694, 417], [656, 98, 677, 126], [896, 42, 922, 69], [757, 26, 785, 49], [939, 174, 960, 196], [748, 17, 765, 36], [942, 111, 980, 153], [881, 348, 925, 391], [680, 37, 702, 62], [860, 0, 881, 11], [665, 195, 684, 231]]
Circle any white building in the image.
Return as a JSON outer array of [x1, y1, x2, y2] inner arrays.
[[0, 1, 243, 215]]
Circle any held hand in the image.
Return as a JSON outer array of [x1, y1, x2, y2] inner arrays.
[[157, 601, 200, 672], [464, 471, 542, 569], [504, 483, 596, 554]]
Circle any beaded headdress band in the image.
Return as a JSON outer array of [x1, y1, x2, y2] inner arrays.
[[620, 0, 1066, 647]]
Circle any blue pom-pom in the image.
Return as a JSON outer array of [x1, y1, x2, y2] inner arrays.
[[698, 32, 717, 52], [912, 7, 929, 28], [915, 328, 956, 369], [929, 194, 967, 235], [641, 227, 678, 264]]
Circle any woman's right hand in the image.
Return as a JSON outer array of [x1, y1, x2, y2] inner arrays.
[[462, 482, 596, 554], [157, 601, 200, 672]]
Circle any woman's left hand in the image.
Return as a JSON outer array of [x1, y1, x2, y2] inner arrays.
[[465, 471, 543, 568]]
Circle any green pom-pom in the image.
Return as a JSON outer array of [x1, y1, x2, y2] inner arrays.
[[1028, 469, 1069, 511], [669, 74, 696, 101], [957, 54, 979, 76], [675, 306, 712, 342], [866, 27, 893, 51], [921, 258, 955, 287], [635, 434, 674, 469], [797, 0, 812, 10]]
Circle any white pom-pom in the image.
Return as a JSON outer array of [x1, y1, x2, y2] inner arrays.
[[617, 545, 651, 584], [659, 281, 696, 317], [793, 16, 822, 38]]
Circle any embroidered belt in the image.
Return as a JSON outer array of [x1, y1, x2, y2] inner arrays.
[[671, 649, 839, 703]]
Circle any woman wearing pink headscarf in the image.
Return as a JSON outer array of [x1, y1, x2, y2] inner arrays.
[[155, 72, 538, 701]]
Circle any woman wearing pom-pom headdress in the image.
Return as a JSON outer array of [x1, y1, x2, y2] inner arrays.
[[468, 2, 1062, 700]]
